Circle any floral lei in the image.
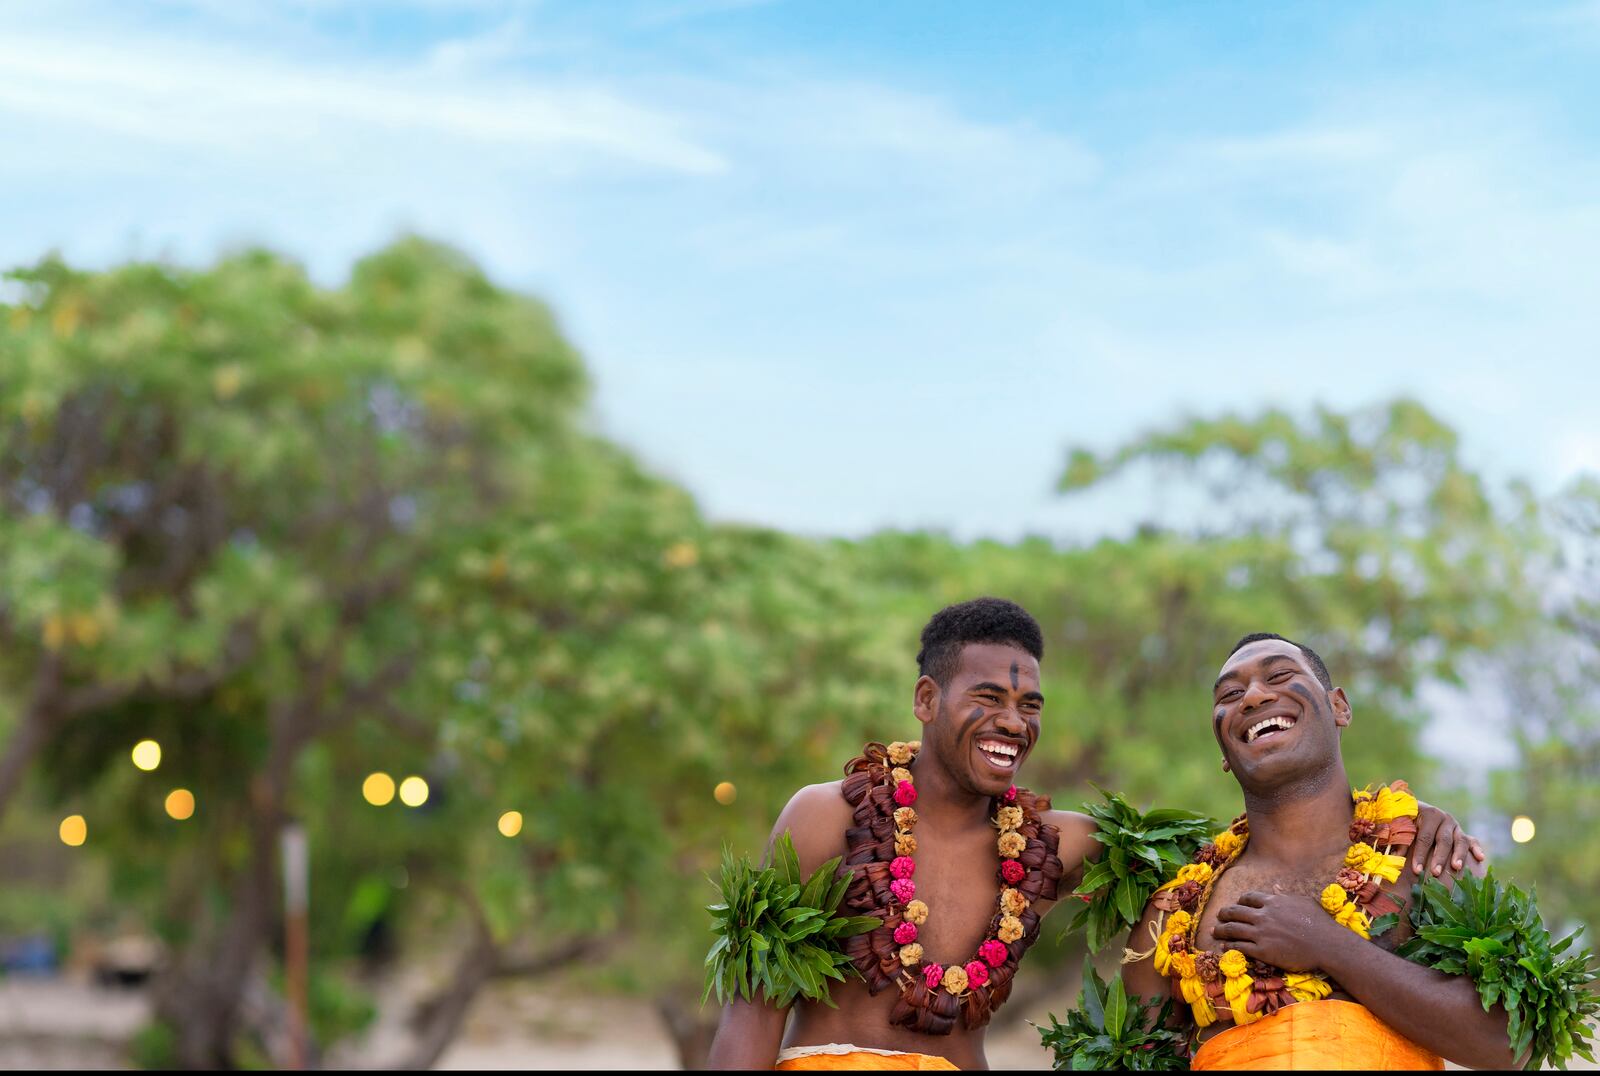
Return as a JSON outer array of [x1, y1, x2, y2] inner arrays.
[[1150, 780, 1420, 1029], [839, 740, 1065, 1036]]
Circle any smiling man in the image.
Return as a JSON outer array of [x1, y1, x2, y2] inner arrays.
[[706, 609, 1484, 1071], [707, 597, 1100, 1069], [1123, 632, 1515, 1070]]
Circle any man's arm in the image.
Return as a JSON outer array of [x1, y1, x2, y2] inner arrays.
[[1036, 809, 1101, 917], [1213, 862, 1517, 1070], [704, 782, 853, 1070]]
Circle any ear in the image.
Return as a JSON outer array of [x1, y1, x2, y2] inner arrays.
[[1329, 687, 1352, 728], [913, 675, 941, 728]]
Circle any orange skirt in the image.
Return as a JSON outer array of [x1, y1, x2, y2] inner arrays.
[[1191, 999, 1443, 1070], [775, 1046, 960, 1070]]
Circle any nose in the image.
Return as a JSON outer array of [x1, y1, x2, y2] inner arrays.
[[994, 707, 1028, 736], [1239, 679, 1277, 713]]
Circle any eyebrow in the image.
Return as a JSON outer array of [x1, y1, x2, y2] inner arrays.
[[1213, 653, 1297, 693], [969, 682, 1046, 703]]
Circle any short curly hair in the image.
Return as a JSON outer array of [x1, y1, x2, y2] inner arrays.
[[915, 597, 1043, 687], [1227, 632, 1332, 689]]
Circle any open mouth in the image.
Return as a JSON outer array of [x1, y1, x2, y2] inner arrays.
[[976, 737, 1022, 772], [1243, 714, 1297, 744]]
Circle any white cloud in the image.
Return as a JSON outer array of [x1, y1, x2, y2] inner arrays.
[[0, 29, 726, 177]]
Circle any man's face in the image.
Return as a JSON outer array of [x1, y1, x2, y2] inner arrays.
[[1211, 639, 1349, 791], [918, 642, 1043, 797]]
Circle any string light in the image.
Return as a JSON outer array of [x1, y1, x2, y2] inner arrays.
[[1511, 815, 1536, 844], [165, 789, 196, 820], [398, 775, 429, 807], [59, 815, 87, 846], [131, 740, 162, 771], [714, 781, 737, 806], [362, 772, 396, 806], [497, 811, 523, 837]]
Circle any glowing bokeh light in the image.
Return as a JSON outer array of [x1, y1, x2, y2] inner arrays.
[[398, 775, 430, 807], [362, 772, 396, 806], [165, 788, 196, 820], [714, 781, 737, 806], [131, 739, 162, 771], [59, 814, 87, 846], [1511, 815, 1536, 844], [498, 810, 523, 838]]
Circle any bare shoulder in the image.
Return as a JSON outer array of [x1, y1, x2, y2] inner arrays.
[[1041, 808, 1101, 864], [768, 780, 852, 874]]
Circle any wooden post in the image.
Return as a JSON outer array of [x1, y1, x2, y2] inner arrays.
[[282, 823, 309, 1069]]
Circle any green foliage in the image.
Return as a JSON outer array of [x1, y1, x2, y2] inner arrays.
[[1063, 789, 1214, 952], [1036, 957, 1189, 1070], [1398, 869, 1598, 1070], [702, 833, 880, 1008]]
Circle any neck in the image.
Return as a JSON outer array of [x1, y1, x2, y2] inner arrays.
[[908, 751, 995, 829], [1239, 761, 1352, 866]]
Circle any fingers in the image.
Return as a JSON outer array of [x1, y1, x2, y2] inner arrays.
[[1446, 827, 1474, 875], [1234, 891, 1269, 908], [1411, 819, 1439, 876], [1211, 920, 1254, 944], [1469, 835, 1486, 863], [1424, 820, 1458, 877], [1214, 903, 1260, 924]]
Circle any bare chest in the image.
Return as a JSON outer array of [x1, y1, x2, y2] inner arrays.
[[905, 828, 1006, 964], [1193, 852, 1347, 954]]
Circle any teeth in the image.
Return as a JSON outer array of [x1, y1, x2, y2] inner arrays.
[[979, 740, 1019, 757], [1246, 716, 1295, 743]]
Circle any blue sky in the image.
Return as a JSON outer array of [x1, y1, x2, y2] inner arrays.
[[4, 0, 1599, 541]]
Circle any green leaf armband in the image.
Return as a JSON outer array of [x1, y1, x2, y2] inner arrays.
[[701, 833, 882, 1009], [1036, 957, 1190, 1070], [1061, 787, 1215, 953], [1397, 868, 1599, 1070]]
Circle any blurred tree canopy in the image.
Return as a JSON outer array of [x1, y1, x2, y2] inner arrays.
[[0, 239, 1577, 1069]]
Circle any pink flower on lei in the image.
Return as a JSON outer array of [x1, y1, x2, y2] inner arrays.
[[978, 939, 1009, 968], [890, 856, 916, 879], [890, 878, 916, 904], [893, 780, 918, 806], [893, 921, 918, 945], [922, 963, 944, 990], [964, 960, 990, 988], [1000, 859, 1026, 885]]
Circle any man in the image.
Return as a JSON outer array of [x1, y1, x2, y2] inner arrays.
[[1123, 632, 1513, 1070], [707, 603, 1480, 1070]]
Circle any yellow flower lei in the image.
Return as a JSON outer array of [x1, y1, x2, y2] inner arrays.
[[1154, 781, 1417, 1028]]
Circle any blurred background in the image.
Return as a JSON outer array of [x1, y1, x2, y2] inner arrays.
[[1, 0, 1597, 1068]]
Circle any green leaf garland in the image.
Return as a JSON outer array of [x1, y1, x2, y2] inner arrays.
[[702, 833, 882, 1009], [1062, 787, 1215, 952], [1036, 957, 1189, 1070], [1397, 868, 1598, 1070]]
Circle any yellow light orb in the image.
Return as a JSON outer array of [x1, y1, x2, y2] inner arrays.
[[165, 789, 195, 821], [362, 772, 396, 806], [497, 811, 523, 838], [398, 775, 430, 807], [131, 739, 162, 771], [1510, 815, 1536, 844], [713, 781, 737, 806], [59, 814, 87, 847]]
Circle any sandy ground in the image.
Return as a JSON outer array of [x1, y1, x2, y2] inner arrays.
[[0, 973, 1592, 1070]]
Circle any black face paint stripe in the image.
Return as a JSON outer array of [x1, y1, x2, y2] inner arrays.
[[1010, 661, 1019, 690], [961, 706, 986, 740]]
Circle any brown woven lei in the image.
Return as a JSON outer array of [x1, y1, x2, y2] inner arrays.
[[838, 741, 1064, 1035]]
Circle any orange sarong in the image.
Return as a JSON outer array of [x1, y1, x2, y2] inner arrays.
[[775, 1045, 959, 1070], [1191, 998, 1443, 1070]]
